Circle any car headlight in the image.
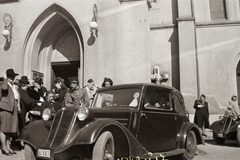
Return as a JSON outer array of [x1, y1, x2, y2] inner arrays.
[[42, 108, 55, 121], [77, 107, 89, 121], [219, 116, 224, 120], [232, 115, 238, 121]]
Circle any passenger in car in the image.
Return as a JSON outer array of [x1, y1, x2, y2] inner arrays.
[[101, 94, 113, 107], [144, 94, 159, 108]]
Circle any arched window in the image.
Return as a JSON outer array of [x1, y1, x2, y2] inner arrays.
[[209, 0, 227, 20]]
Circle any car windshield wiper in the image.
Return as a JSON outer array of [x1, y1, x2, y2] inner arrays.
[[110, 101, 117, 107]]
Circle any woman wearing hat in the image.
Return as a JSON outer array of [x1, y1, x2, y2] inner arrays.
[[53, 77, 68, 109], [101, 77, 113, 87], [0, 69, 20, 156], [193, 94, 210, 137]]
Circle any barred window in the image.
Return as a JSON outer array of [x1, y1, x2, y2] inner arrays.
[[209, 0, 227, 20]]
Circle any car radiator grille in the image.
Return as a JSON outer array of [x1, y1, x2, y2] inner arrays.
[[219, 117, 232, 134], [46, 110, 75, 149]]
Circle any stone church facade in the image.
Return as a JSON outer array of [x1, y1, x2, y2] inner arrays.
[[1, 0, 240, 113]]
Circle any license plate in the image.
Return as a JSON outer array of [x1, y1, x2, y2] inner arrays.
[[37, 149, 52, 159], [217, 133, 223, 137]]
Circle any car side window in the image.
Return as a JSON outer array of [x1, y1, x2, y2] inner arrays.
[[144, 87, 172, 111], [173, 94, 186, 114]]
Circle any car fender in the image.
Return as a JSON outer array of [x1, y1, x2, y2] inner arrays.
[[210, 120, 222, 134], [17, 120, 52, 149], [224, 122, 239, 135], [56, 118, 148, 157], [179, 122, 204, 149]]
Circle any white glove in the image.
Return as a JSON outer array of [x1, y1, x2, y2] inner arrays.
[[39, 97, 44, 102]]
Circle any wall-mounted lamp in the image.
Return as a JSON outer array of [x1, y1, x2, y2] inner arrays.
[[2, 13, 12, 43], [89, 4, 98, 38], [151, 65, 169, 84]]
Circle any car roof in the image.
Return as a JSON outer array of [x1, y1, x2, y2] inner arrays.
[[97, 83, 179, 92]]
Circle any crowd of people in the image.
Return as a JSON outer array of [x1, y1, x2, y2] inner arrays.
[[0, 68, 113, 156], [3, 68, 239, 155]]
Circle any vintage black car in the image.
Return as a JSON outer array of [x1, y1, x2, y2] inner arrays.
[[18, 83, 204, 160], [210, 113, 240, 146]]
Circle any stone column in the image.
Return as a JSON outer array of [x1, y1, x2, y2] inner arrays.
[[177, 0, 198, 109]]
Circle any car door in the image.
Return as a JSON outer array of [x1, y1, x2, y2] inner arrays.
[[136, 86, 177, 152]]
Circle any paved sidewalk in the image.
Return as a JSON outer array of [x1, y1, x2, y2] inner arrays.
[[0, 147, 24, 160], [189, 114, 221, 140]]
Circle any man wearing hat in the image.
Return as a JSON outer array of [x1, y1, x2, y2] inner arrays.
[[64, 77, 90, 108], [0, 68, 20, 155], [18, 76, 40, 131]]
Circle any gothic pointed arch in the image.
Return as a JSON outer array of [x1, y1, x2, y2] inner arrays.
[[22, 3, 84, 89], [232, 53, 240, 103]]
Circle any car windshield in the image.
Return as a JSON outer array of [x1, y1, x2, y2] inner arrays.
[[92, 88, 141, 108]]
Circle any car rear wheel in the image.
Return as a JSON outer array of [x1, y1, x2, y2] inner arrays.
[[181, 131, 197, 160], [213, 132, 225, 145], [25, 144, 39, 160], [237, 129, 240, 146], [92, 131, 114, 160]]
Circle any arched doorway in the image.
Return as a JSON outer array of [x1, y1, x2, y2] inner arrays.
[[236, 63, 240, 101], [22, 4, 84, 90]]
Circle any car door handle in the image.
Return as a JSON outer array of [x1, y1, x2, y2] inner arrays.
[[141, 113, 148, 119]]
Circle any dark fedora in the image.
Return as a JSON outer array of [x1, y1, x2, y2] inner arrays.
[[19, 76, 29, 84], [68, 77, 78, 84], [6, 68, 19, 77]]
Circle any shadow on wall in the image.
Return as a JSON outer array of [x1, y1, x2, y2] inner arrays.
[[183, 94, 227, 114], [87, 33, 96, 46], [4, 42, 11, 51]]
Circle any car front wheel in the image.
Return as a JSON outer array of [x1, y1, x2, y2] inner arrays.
[[237, 129, 240, 146], [213, 132, 225, 145], [92, 131, 114, 160], [25, 144, 39, 160], [181, 131, 197, 160]]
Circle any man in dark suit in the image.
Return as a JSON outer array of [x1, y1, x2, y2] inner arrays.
[[18, 76, 39, 131], [0, 69, 20, 156]]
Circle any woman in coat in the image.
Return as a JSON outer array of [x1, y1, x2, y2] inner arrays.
[[53, 77, 68, 109], [193, 94, 210, 137], [0, 69, 20, 156]]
